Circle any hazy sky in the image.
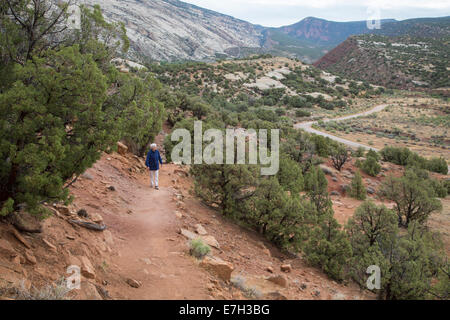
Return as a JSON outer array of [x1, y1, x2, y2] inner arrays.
[[182, 0, 450, 27]]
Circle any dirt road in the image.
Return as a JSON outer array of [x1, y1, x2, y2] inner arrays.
[[294, 104, 388, 151]]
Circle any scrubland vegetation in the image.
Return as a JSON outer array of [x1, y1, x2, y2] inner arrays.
[[0, 1, 448, 300]]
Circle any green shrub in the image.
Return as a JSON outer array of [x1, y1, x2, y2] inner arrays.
[[366, 149, 381, 161], [189, 239, 211, 259], [430, 179, 448, 198], [444, 180, 450, 194], [426, 157, 448, 175], [354, 147, 365, 157], [380, 146, 448, 175], [380, 146, 411, 165], [361, 157, 381, 177], [295, 109, 311, 117]]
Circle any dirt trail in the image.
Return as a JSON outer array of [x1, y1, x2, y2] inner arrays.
[[65, 144, 373, 300], [103, 169, 210, 300]]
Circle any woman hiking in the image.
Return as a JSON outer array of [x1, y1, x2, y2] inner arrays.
[[145, 143, 163, 190]]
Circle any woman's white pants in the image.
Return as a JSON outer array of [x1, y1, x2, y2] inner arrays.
[[150, 170, 159, 187]]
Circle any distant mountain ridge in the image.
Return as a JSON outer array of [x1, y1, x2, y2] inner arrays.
[[78, 0, 263, 62], [314, 17, 450, 91], [261, 17, 397, 62], [74, 0, 450, 64], [277, 17, 397, 46]]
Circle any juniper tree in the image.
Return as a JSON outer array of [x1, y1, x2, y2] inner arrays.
[[346, 202, 447, 299], [349, 170, 366, 200], [330, 144, 350, 171], [247, 177, 288, 236], [0, 2, 165, 217], [105, 70, 165, 155], [191, 164, 260, 217], [0, 0, 71, 65], [266, 195, 315, 252], [276, 154, 304, 194], [303, 212, 352, 281], [75, 4, 129, 70], [380, 170, 442, 227], [304, 165, 332, 217], [0, 46, 111, 216], [378, 222, 445, 300], [346, 201, 397, 250]]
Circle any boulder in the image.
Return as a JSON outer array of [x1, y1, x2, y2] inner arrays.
[[319, 164, 338, 176], [266, 275, 288, 288], [200, 256, 234, 282], [53, 204, 73, 216], [202, 235, 220, 249], [117, 142, 128, 155], [280, 264, 292, 273], [10, 228, 31, 249], [12, 254, 23, 265], [81, 172, 94, 180], [80, 256, 96, 279], [42, 239, 57, 252], [174, 211, 183, 219], [179, 228, 197, 240], [175, 193, 184, 201], [195, 224, 207, 235], [89, 212, 103, 224], [10, 211, 42, 233], [179, 229, 219, 249], [126, 278, 142, 288], [82, 281, 103, 300], [119, 67, 129, 74], [24, 250, 37, 265]]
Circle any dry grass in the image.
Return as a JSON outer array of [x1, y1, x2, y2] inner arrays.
[[318, 97, 450, 161], [0, 278, 72, 300]]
